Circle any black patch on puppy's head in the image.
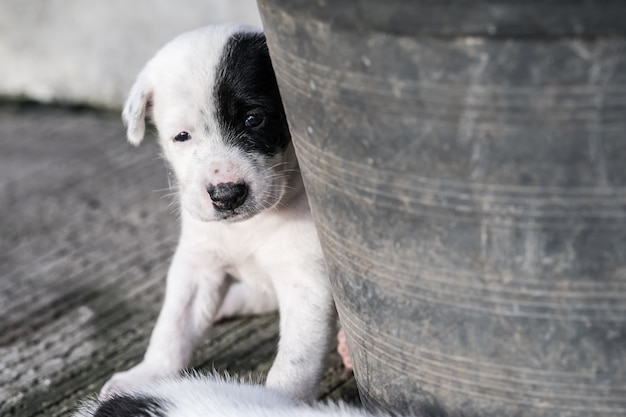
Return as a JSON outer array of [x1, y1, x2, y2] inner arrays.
[[214, 31, 290, 156], [93, 395, 166, 417]]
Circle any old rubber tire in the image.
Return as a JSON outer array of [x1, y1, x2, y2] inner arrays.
[[257, 1, 626, 416]]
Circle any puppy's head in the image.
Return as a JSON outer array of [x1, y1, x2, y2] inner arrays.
[[123, 24, 295, 222]]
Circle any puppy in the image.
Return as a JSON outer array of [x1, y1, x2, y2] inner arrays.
[[79, 374, 403, 417], [100, 24, 335, 402]]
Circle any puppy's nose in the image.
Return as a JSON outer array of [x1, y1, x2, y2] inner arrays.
[[207, 182, 248, 211]]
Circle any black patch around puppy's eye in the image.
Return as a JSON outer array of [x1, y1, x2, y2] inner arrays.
[[174, 131, 191, 142], [244, 114, 264, 128], [214, 32, 291, 156]]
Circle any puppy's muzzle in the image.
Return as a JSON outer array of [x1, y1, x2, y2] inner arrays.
[[207, 182, 248, 211]]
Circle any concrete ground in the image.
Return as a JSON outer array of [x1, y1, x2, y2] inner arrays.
[[0, 102, 357, 416]]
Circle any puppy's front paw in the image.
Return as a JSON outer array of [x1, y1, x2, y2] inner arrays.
[[99, 363, 168, 400]]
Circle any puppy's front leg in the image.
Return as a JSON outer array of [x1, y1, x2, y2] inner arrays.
[[266, 267, 336, 401], [100, 247, 226, 399]]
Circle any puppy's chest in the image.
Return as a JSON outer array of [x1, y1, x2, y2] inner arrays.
[[224, 258, 271, 287], [183, 212, 293, 286], [207, 229, 275, 285]]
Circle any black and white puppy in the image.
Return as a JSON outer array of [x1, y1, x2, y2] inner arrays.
[[80, 373, 405, 417], [100, 24, 335, 402]]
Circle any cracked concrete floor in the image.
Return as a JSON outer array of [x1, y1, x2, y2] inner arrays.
[[0, 102, 357, 416]]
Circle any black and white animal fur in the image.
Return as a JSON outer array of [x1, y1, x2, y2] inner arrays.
[[99, 24, 336, 402], [80, 373, 409, 417]]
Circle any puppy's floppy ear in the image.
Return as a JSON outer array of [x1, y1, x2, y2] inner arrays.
[[122, 71, 153, 146]]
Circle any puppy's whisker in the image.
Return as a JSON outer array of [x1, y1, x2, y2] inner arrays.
[[153, 187, 177, 194], [267, 161, 292, 171], [167, 199, 180, 209]]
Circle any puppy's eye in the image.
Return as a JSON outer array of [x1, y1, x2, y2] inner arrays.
[[174, 131, 191, 142], [244, 114, 264, 128]]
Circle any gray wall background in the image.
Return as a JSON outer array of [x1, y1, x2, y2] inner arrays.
[[0, 0, 261, 109]]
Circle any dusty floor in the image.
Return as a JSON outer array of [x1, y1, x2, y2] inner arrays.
[[0, 102, 357, 416]]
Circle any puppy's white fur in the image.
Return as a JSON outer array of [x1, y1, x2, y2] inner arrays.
[[79, 374, 396, 417], [100, 24, 335, 402]]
